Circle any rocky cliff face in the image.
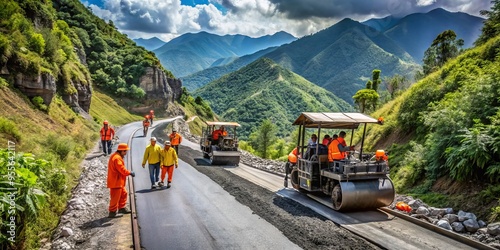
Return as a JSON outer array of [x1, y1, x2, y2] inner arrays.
[[14, 73, 57, 105], [60, 79, 92, 113], [13, 71, 93, 114], [139, 67, 183, 113]]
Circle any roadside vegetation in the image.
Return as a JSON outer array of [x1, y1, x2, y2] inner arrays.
[[360, 4, 500, 221]]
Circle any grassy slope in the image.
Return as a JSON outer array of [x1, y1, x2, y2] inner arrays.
[[90, 89, 143, 125]]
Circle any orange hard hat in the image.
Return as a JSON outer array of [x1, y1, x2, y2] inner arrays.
[[150, 110, 154, 113], [103, 120, 109, 125], [117, 143, 129, 151]]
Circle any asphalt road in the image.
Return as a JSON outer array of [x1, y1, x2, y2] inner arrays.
[[126, 119, 300, 250]]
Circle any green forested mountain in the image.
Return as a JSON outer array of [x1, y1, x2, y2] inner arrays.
[[194, 58, 353, 139], [54, 0, 173, 97], [153, 31, 296, 77], [181, 46, 278, 92], [373, 8, 484, 63], [248, 18, 421, 104], [363, 13, 500, 219]]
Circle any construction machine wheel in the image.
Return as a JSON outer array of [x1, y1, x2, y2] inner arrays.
[[330, 178, 395, 211], [331, 184, 342, 210], [290, 169, 300, 190]]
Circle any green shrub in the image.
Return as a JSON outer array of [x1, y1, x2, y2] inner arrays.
[[0, 149, 48, 247], [45, 134, 75, 160], [0, 77, 8, 88], [31, 96, 48, 111], [29, 33, 45, 55], [0, 117, 21, 141]]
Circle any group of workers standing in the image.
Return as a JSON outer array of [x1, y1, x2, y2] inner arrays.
[[102, 114, 184, 218]]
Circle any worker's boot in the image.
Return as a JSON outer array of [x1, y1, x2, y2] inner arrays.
[[118, 207, 131, 214], [108, 211, 123, 218], [166, 182, 171, 188]]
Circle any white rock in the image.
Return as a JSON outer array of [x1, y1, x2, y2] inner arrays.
[[487, 222, 500, 236], [443, 214, 458, 223], [429, 207, 447, 217], [416, 206, 430, 216], [61, 227, 73, 237], [437, 220, 452, 230]]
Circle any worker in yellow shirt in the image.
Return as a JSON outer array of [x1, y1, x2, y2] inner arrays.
[[142, 137, 162, 189], [159, 141, 178, 188]]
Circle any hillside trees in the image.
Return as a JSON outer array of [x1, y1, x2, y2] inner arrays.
[[476, 0, 500, 45], [352, 69, 381, 113], [422, 30, 464, 75], [249, 119, 277, 159], [384, 74, 408, 99], [393, 35, 500, 187], [53, 0, 173, 98], [0, 0, 91, 101]]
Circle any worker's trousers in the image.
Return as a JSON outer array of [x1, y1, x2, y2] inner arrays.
[[161, 165, 174, 182], [102, 140, 112, 155], [109, 187, 127, 212]]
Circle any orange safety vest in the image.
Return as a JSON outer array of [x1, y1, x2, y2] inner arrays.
[[100, 126, 115, 141], [143, 120, 150, 127], [107, 152, 130, 188], [169, 133, 182, 146], [328, 139, 345, 162], [212, 130, 227, 140], [288, 147, 298, 164]]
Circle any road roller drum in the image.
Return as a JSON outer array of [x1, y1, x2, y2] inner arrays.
[[331, 178, 395, 211]]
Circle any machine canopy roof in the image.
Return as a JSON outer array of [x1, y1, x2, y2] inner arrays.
[[292, 112, 379, 129], [206, 121, 241, 127]]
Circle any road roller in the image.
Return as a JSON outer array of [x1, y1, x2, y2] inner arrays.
[[286, 112, 394, 211], [200, 121, 241, 166]]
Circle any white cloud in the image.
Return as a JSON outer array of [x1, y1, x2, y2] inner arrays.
[[416, 0, 436, 7], [87, 0, 492, 41]]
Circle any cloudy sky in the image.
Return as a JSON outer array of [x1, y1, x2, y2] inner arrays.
[[81, 0, 492, 41]]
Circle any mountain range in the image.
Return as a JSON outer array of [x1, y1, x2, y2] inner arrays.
[[179, 8, 484, 105], [363, 8, 484, 63], [152, 31, 297, 77], [133, 37, 166, 51], [193, 58, 353, 138]]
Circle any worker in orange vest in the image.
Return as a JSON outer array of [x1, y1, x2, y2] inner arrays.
[[107, 143, 135, 218], [285, 147, 299, 173], [169, 129, 182, 154], [328, 131, 354, 162], [149, 110, 155, 125], [100, 120, 115, 155], [212, 126, 228, 145], [159, 141, 178, 188], [143, 116, 150, 136]]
